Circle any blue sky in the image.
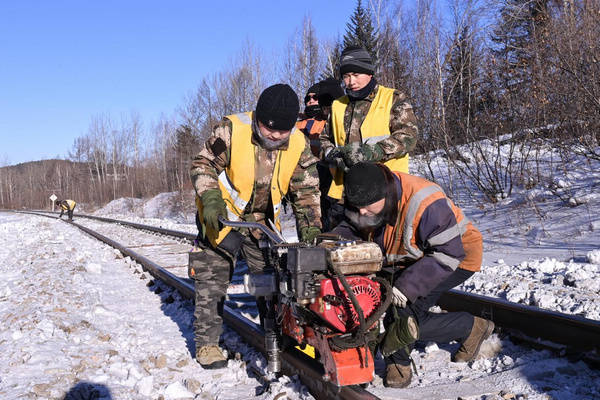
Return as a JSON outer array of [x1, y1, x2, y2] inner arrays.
[[0, 1, 354, 165]]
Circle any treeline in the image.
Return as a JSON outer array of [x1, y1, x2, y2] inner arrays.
[[1, 0, 598, 210]]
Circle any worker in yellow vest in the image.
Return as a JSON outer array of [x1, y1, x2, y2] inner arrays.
[[56, 199, 76, 221], [319, 46, 419, 230], [189, 84, 322, 369]]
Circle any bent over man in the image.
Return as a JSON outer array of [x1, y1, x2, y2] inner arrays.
[[56, 199, 76, 221], [189, 84, 322, 369], [319, 46, 418, 230], [333, 162, 493, 388]]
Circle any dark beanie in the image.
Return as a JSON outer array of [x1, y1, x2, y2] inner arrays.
[[304, 83, 321, 105], [345, 162, 386, 207], [339, 46, 375, 76], [317, 77, 345, 107], [255, 84, 300, 131], [307, 83, 320, 95]]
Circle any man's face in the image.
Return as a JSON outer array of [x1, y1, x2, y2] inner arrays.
[[358, 198, 385, 216], [258, 120, 292, 141], [305, 92, 319, 107], [256, 120, 292, 150], [345, 197, 386, 230], [342, 72, 373, 92]]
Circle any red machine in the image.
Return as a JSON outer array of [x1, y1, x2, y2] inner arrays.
[[276, 240, 392, 386], [219, 218, 392, 387]]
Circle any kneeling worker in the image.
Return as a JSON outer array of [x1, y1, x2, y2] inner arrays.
[[332, 162, 494, 388], [56, 199, 76, 221]]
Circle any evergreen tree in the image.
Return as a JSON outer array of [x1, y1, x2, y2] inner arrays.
[[445, 25, 479, 142], [491, 0, 549, 90], [343, 0, 378, 60], [490, 0, 550, 128]]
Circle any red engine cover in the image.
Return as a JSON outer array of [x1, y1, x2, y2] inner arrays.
[[309, 276, 381, 333]]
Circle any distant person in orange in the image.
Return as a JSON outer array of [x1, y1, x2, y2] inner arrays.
[[56, 199, 76, 221]]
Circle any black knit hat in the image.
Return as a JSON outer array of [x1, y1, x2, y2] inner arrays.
[[304, 83, 320, 104], [339, 46, 375, 76], [317, 78, 345, 107], [256, 84, 300, 131], [345, 162, 386, 207]]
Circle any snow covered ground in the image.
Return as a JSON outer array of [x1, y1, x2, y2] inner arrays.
[[2, 209, 600, 400], [0, 212, 310, 400], [1, 145, 599, 399]]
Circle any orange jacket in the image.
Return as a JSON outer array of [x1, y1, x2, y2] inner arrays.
[[296, 118, 325, 157], [383, 171, 482, 273]]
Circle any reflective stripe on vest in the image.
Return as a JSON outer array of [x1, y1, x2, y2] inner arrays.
[[328, 85, 409, 199], [384, 173, 463, 271], [201, 111, 306, 246], [66, 200, 76, 210]]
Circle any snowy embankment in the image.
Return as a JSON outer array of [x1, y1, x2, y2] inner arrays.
[[0, 213, 309, 400]]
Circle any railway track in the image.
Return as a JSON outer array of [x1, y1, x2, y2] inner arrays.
[[16, 210, 600, 399]]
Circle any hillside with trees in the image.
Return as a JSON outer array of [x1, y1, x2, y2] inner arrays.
[[1, 0, 598, 210]]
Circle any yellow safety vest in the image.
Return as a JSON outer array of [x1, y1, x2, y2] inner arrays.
[[198, 111, 306, 246], [328, 85, 409, 199], [62, 200, 76, 210]]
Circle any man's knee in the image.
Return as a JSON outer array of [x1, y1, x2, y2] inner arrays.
[[188, 248, 231, 281]]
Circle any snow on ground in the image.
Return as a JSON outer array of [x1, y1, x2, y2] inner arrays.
[[2, 143, 600, 399], [2, 209, 600, 399], [0, 213, 309, 400]]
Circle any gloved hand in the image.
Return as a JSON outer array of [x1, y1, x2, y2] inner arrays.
[[200, 189, 227, 232], [323, 147, 347, 171], [300, 226, 321, 243], [339, 142, 385, 168], [392, 287, 408, 308]]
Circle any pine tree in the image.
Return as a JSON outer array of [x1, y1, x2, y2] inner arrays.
[[445, 25, 479, 142], [343, 0, 378, 60], [491, 0, 549, 90]]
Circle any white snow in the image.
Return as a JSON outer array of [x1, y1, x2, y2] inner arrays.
[[1, 145, 599, 399], [0, 213, 308, 400]]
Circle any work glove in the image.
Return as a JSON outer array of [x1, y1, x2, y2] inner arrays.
[[200, 189, 227, 232], [300, 226, 321, 243], [323, 147, 348, 172], [379, 314, 419, 357], [339, 142, 385, 168], [392, 287, 408, 308]]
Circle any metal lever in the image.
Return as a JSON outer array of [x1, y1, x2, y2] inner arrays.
[[217, 216, 284, 244]]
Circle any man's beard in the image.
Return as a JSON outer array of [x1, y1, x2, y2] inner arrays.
[[344, 208, 385, 230]]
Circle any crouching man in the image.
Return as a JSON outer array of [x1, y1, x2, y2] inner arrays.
[[189, 84, 322, 369], [56, 199, 76, 221], [332, 162, 494, 388]]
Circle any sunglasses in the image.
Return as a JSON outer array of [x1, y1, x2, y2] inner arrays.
[[305, 94, 318, 102]]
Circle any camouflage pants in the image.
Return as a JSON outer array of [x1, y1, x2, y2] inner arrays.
[[189, 232, 268, 347]]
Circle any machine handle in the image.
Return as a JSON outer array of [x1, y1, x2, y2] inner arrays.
[[218, 216, 284, 244]]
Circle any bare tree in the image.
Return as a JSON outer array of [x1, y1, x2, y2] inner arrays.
[[280, 14, 324, 98]]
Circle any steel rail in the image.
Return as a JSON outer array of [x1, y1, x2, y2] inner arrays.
[[439, 290, 600, 365], [17, 210, 600, 365], [17, 210, 379, 400], [30, 210, 198, 241]]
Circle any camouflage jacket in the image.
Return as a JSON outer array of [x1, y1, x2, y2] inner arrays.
[[190, 117, 322, 238], [319, 84, 418, 160]]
